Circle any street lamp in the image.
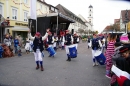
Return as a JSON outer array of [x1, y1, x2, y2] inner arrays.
[[124, 9, 129, 33]]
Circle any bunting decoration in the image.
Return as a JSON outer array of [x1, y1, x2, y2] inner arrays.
[[11, 0, 46, 14]]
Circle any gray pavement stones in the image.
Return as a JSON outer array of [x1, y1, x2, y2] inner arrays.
[[0, 42, 110, 86]]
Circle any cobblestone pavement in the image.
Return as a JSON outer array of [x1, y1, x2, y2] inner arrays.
[[0, 42, 110, 86]]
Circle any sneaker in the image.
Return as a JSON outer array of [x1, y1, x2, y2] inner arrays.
[[96, 63, 99, 66], [105, 74, 111, 79], [93, 63, 96, 67]]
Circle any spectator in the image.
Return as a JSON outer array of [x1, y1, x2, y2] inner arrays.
[[105, 33, 117, 78], [4, 34, 12, 49], [18, 35, 23, 47], [0, 43, 3, 58], [25, 38, 30, 54], [14, 36, 19, 54]]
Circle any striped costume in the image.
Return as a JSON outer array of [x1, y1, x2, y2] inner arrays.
[[105, 41, 115, 75]]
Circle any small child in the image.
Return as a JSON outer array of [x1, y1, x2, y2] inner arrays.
[[17, 44, 22, 56], [25, 38, 30, 54], [0, 43, 3, 58]]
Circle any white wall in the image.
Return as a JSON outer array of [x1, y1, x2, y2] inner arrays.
[[68, 21, 87, 33]]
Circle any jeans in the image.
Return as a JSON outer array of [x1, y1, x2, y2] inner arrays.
[[15, 46, 18, 54], [18, 53, 22, 56]]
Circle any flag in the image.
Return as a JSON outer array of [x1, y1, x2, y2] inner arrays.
[[30, 0, 36, 20]]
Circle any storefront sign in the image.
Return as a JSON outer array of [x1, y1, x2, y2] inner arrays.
[[15, 22, 28, 26]]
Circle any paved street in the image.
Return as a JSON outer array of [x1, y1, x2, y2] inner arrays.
[[0, 42, 110, 86]]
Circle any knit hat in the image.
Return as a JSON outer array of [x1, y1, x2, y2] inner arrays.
[[35, 32, 41, 37], [120, 33, 129, 42]]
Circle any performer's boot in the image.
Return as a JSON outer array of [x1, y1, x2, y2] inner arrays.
[[68, 57, 71, 61], [66, 54, 69, 61], [66, 54, 71, 61], [40, 61, 44, 71], [36, 61, 39, 70]]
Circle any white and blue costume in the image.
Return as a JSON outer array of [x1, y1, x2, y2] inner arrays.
[[28, 32, 48, 71]]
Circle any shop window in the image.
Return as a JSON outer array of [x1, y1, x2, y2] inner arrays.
[[12, 7, 17, 20], [24, 11, 28, 22], [24, 0, 28, 4]]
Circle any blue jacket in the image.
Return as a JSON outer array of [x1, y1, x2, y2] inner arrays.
[[0, 46, 3, 53], [14, 39, 19, 47]]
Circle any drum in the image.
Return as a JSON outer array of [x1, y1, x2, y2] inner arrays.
[[47, 47, 56, 56], [68, 45, 77, 58]]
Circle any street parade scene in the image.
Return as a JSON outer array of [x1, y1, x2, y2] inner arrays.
[[0, 0, 130, 86]]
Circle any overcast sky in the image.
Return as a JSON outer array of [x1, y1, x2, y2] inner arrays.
[[46, 0, 130, 33]]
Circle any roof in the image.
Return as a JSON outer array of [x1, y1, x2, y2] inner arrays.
[[37, 0, 50, 6], [114, 19, 120, 24], [35, 13, 75, 23], [78, 14, 88, 23], [37, 0, 58, 9], [89, 5, 93, 8], [56, 4, 86, 25], [121, 10, 130, 23], [103, 25, 113, 32]]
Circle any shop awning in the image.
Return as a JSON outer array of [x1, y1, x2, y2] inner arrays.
[[11, 26, 29, 31]]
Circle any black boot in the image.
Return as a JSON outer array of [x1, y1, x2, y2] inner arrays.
[[36, 64, 39, 70], [68, 57, 71, 61], [41, 65, 44, 71]]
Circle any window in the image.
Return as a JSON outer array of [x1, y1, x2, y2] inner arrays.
[[90, 9, 91, 11], [0, 3, 3, 16], [24, 11, 28, 21], [90, 14, 91, 16], [12, 8, 17, 20], [89, 21, 91, 23], [55, 9, 58, 13], [40, 4, 42, 9], [51, 7, 54, 11], [24, 0, 28, 3]]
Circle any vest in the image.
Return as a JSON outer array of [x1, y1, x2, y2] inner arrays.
[[54, 36, 57, 42], [33, 37, 43, 52], [73, 36, 78, 44], [65, 34, 72, 45], [92, 38, 100, 50], [48, 35, 53, 44]]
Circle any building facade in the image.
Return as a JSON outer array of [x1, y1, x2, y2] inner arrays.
[[0, 0, 50, 41], [56, 4, 87, 35], [120, 10, 130, 32]]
